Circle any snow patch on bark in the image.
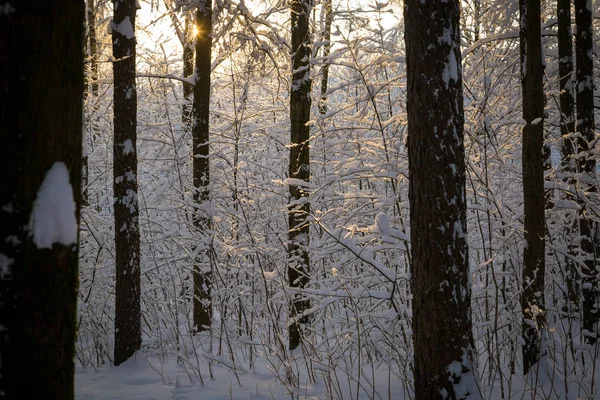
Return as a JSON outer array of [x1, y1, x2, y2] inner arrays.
[[113, 16, 135, 39], [28, 162, 77, 249], [445, 349, 480, 399]]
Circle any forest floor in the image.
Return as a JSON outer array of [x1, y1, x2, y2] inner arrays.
[[75, 349, 598, 399], [75, 351, 407, 399]]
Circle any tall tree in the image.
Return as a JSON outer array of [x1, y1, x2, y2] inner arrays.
[[557, 0, 578, 310], [574, 0, 598, 344], [405, 0, 479, 398], [192, 0, 213, 332], [112, 0, 142, 365], [288, 0, 312, 350], [0, 1, 84, 398], [519, 0, 546, 375]]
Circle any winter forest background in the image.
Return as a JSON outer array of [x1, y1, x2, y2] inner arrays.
[[1, 0, 600, 399]]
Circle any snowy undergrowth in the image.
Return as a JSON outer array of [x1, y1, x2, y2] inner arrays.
[[76, 1, 600, 398]]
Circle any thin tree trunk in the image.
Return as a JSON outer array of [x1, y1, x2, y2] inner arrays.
[[112, 0, 142, 365], [519, 0, 546, 375], [557, 0, 578, 311], [574, 0, 598, 345], [192, 0, 213, 333], [288, 0, 312, 351], [405, 0, 479, 397], [318, 0, 332, 115], [0, 2, 84, 398]]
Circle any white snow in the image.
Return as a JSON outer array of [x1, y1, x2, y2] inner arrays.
[[113, 16, 135, 39], [446, 350, 479, 399], [122, 139, 133, 155], [76, 349, 407, 400], [28, 162, 77, 249], [0, 254, 14, 277], [0, 3, 15, 15]]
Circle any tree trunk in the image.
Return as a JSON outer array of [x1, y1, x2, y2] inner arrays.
[[192, 0, 213, 333], [112, 0, 142, 365], [288, 0, 312, 351], [318, 0, 332, 115], [557, 0, 578, 311], [574, 0, 598, 345], [0, 2, 84, 398], [519, 0, 546, 375], [405, 0, 479, 398]]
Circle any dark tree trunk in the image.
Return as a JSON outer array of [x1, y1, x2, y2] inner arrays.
[[288, 0, 312, 351], [318, 0, 332, 115], [405, 0, 478, 398], [574, 0, 598, 345], [557, 0, 579, 311], [112, 0, 142, 365], [0, 2, 84, 398], [192, 0, 213, 333], [183, 13, 194, 127], [519, 0, 546, 375]]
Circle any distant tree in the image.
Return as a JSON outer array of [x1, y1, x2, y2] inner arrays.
[[192, 0, 213, 332], [405, 0, 479, 397], [574, 0, 598, 345], [0, 1, 84, 398], [519, 0, 546, 375], [288, 0, 312, 351], [318, 0, 332, 115], [112, 0, 142, 365], [556, 0, 579, 311]]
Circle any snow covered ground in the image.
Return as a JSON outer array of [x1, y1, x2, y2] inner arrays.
[[75, 351, 407, 400], [75, 349, 599, 399]]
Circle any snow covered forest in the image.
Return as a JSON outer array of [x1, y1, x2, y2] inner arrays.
[[1, 0, 600, 398]]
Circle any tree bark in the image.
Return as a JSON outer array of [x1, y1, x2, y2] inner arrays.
[[519, 0, 546, 375], [192, 0, 213, 333], [405, 0, 479, 397], [288, 0, 312, 351], [557, 0, 579, 312], [318, 0, 332, 115], [112, 0, 142, 365], [574, 0, 598, 345], [0, 1, 84, 398]]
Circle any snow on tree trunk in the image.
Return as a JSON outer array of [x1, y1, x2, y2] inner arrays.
[[405, 0, 479, 397], [112, 0, 142, 366], [0, 2, 84, 398], [574, 0, 598, 345], [557, 0, 579, 312], [192, 0, 213, 333], [288, 0, 312, 351], [519, 0, 546, 375]]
